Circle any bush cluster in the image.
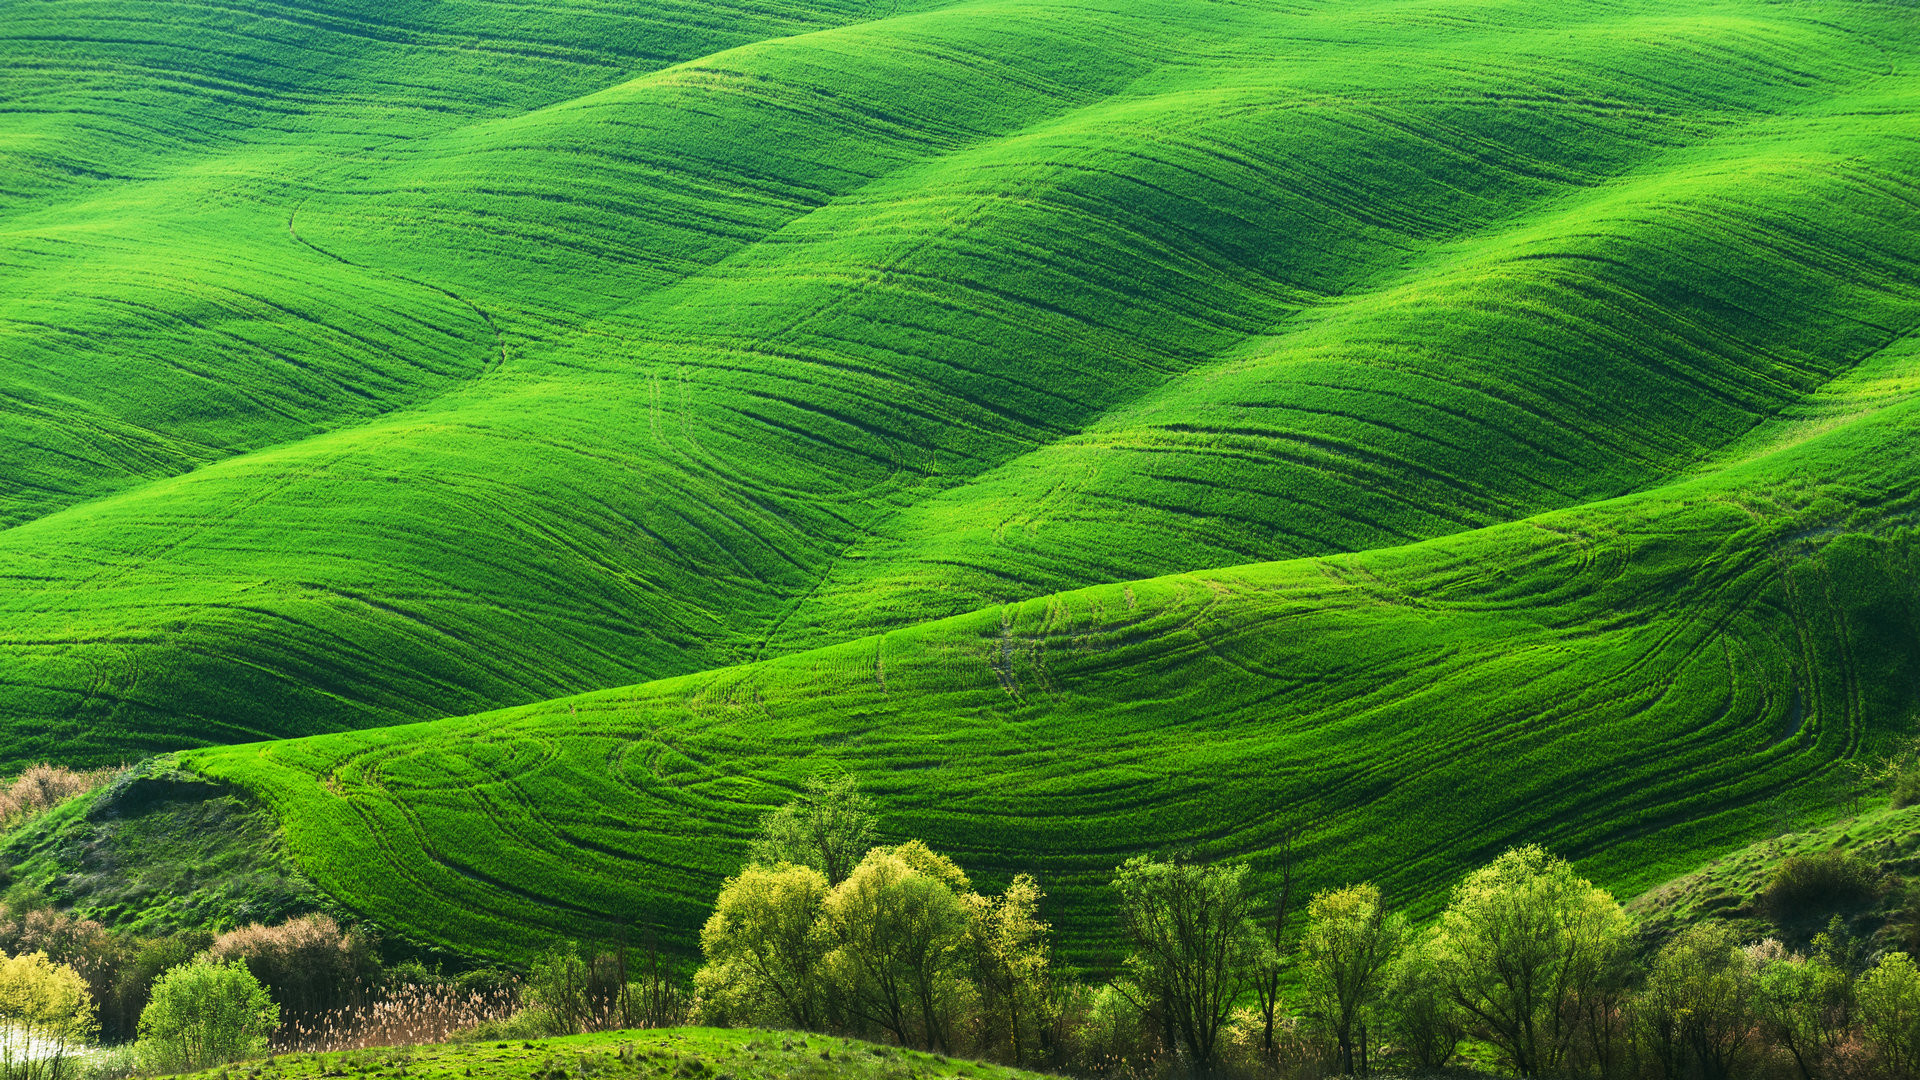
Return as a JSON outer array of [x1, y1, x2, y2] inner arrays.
[[1759, 851, 1883, 924]]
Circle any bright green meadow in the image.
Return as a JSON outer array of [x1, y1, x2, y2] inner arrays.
[[3, 0, 1920, 961], [159, 1027, 1047, 1080]]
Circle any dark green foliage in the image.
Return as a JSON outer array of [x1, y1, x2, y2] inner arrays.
[[108, 932, 216, 1043], [1761, 853, 1883, 926]]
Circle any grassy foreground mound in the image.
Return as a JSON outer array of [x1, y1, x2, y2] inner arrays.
[[2, 0, 1919, 759], [187, 370, 1920, 961], [160, 1028, 1033, 1080]]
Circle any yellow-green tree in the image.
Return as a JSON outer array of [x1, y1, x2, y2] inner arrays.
[[750, 770, 877, 888], [822, 846, 972, 1051], [1859, 951, 1920, 1076], [1300, 884, 1404, 1075], [1633, 924, 1758, 1080], [965, 874, 1053, 1065], [0, 952, 96, 1080], [1427, 846, 1627, 1078], [695, 863, 831, 1030]]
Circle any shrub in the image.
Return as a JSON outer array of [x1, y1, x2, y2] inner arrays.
[[526, 946, 633, 1035], [1071, 981, 1158, 1080], [0, 765, 125, 830], [1631, 924, 1759, 1080], [104, 931, 211, 1042], [1300, 882, 1404, 1075], [0, 952, 97, 1080], [696, 863, 830, 1031], [1384, 940, 1462, 1072], [1111, 853, 1263, 1078], [1760, 851, 1882, 924], [135, 959, 278, 1073], [822, 846, 973, 1052], [448, 1006, 568, 1043], [206, 914, 377, 1018], [963, 873, 1053, 1066], [1751, 939, 1852, 1080]]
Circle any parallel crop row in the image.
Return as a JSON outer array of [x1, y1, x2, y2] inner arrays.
[[193, 387, 1920, 961], [3, 0, 1915, 761]]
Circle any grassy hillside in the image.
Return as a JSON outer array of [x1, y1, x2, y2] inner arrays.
[[188, 375, 1920, 961], [2, 0, 1918, 760], [4, 0, 1920, 967]]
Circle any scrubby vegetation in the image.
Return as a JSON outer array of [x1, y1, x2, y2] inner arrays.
[[28, 781, 1920, 1079], [0, 769, 125, 835], [1759, 855, 1885, 929]]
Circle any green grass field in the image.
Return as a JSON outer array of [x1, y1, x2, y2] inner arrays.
[[185, 385, 1920, 961], [158, 1027, 1043, 1080], [4, 0, 1920, 962]]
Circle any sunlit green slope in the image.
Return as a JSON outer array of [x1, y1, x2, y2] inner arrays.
[[0, 0, 881, 526], [184, 288, 1920, 958], [3, 0, 1919, 762]]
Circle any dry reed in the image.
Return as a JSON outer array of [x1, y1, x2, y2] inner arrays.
[[0, 764, 125, 830], [275, 980, 522, 1054]]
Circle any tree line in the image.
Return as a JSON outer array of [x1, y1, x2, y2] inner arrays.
[[690, 773, 1920, 1080], [6, 769, 1920, 1080]]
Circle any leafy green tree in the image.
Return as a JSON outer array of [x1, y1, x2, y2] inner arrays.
[[751, 769, 877, 887], [1634, 924, 1758, 1080], [0, 952, 96, 1080], [1384, 939, 1463, 1072], [965, 873, 1053, 1065], [694, 863, 831, 1030], [1112, 853, 1262, 1079], [1428, 846, 1628, 1078], [135, 959, 278, 1074], [1859, 951, 1920, 1077], [1301, 883, 1404, 1075], [1249, 827, 1299, 1066], [1751, 939, 1852, 1080], [823, 846, 972, 1051]]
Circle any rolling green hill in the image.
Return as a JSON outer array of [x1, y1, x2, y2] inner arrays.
[[3, 0, 1920, 962], [189, 381, 1920, 960]]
